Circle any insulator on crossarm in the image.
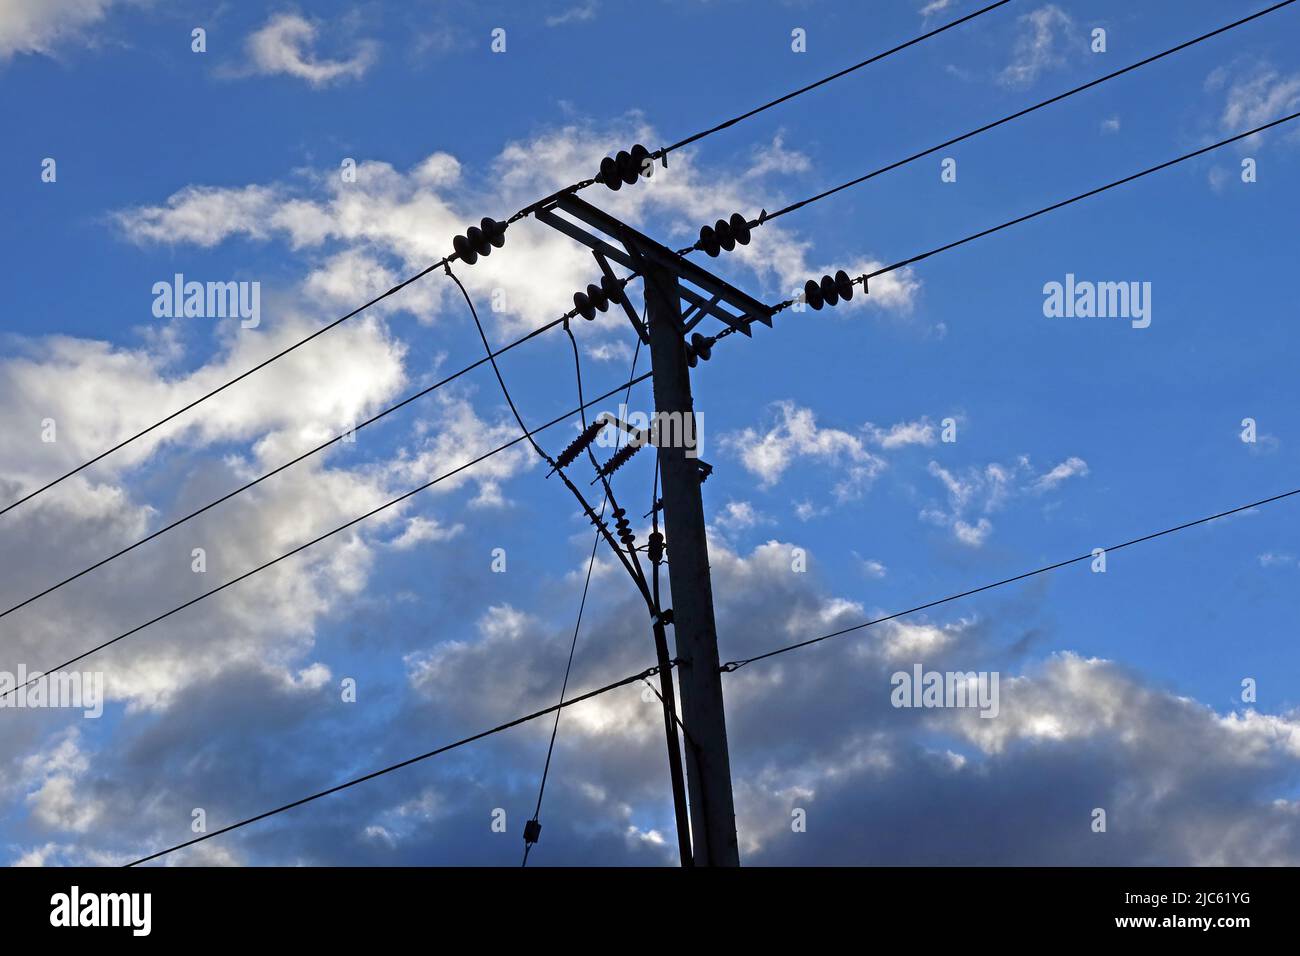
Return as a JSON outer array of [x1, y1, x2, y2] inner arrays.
[[686, 332, 715, 368], [452, 217, 507, 265], [803, 278, 824, 310], [551, 419, 607, 474], [695, 211, 753, 258], [573, 273, 627, 320], [598, 441, 643, 478], [599, 144, 653, 190], [802, 270, 854, 311]]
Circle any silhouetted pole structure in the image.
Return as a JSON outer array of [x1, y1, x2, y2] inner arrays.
[[643, 259, 741, 866]]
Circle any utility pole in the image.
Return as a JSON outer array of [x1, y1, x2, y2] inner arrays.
[[534, 192, 767, 866], [642, 259, 740, 867]]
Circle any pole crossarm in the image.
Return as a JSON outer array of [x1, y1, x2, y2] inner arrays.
[[535, 193, 774, 338]]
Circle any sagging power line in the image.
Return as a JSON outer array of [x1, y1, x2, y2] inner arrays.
[[0, 289, 637, 622], [2, 3, 1011, 521], [123, 480, 1300, 865], [126, 661, 668, 868], [704, 110, 1300, 341], [0, 372, 653, 703], [672, 0, 1298, 258]]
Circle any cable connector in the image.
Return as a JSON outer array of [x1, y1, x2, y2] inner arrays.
[[523, 818, 542, 846]]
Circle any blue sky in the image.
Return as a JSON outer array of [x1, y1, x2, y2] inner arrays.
[[1, 0, 1299, 866]]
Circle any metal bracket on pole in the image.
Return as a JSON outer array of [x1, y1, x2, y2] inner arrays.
[[533, 193, 774, 339]]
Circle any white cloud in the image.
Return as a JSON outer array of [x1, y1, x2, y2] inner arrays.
[[923, 454, 1087, 546], [1213, 65, 1300, 135], [114, 120, 918, 351], [865, 417, 938, 450], [741, 134, 813, 180], [723, 401, 885, 499], [388, 515, 464, 550], [1032, 455, 1088, 491], [244, 13, 378, 87], [999, 4, 1073, 89], [1100, 116, 1120, 134], [546, 1, 599, 27], [858, 557, 887, 578], [20, 729, 100, 833], [714, 500, 767, 532], [953, 518, 993, 547], [0, 0, 122, 61], [919, 0, 955, 15]]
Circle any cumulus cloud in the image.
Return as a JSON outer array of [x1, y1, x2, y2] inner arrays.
[[387, 516, 464, 550], [723, 401, 886, 500], [723, 406, 953, 503], [713, 500, 768, 533], [243, 13, 378, 87], [8, 522, 1299, 866], [8, 103, 1269, 870], [114, 122, 918, 343], [0, 0, 123, 60]]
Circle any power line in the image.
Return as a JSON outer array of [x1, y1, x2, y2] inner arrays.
[[0, 372, 652, 703], [115, 488, 1300, 867], [445, 266, 653, 603], [722, 487, 1300, 672], [524, 323, 645, 867], [714, 109, 1300, 337], [524, 518, 600, 869], [0, 1, 1011, 521], [852, 111, 1300, 290], [118, 487, 1300, 863], [656, 0, 1014, 158], [760, 0, 1297, 225], [0, 310, 589, 622], [0, 261, 445, 519], [0, 2, 1014, 520], [126, 661, 666, 867]]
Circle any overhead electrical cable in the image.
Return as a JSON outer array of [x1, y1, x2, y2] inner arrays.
[[0, 372, 652, 703], [722, 487, 1300, 671], [126, 661, 667, 867]]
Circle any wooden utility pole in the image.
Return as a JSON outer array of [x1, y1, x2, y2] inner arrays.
[[642, 259, 740, 866]]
